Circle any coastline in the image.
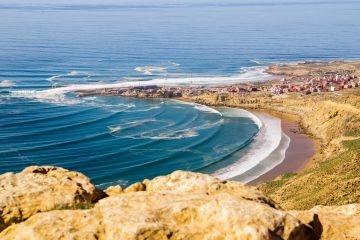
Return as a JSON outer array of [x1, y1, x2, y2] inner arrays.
[[177, 97, 319, 185], [16, 59, 357, 209], [206, 109, 284, 182], [183, 88, 360, 209], [248, 111, 316, 185]]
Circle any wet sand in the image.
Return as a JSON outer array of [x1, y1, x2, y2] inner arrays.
[[249, 115, 316, 185]]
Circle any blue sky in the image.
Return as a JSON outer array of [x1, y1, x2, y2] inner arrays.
[[3, 0, 353, 5]]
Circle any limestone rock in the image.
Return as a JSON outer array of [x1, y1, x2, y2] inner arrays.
[[0, 169, 318, 240], [104, 185, 123, 196], [290, 204, 360, 240], [0, 209, 104, 240], [124, 182, 146, 193], [143, 170, 219, 192], [0, 166, 105, 231], [96, 191, 316, 240]]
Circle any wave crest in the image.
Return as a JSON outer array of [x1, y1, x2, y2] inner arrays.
[[134, 66, 167, 75], [209, 110, 283, 180]]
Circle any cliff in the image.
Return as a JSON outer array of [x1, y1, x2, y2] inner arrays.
[[187, 84, 360, 210], [1, 166, 359, 239]]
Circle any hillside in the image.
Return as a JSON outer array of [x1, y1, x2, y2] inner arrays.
[[187, 63, 360, 210]]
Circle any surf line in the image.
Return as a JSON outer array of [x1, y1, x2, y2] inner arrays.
[[204, 108, 289, 182]]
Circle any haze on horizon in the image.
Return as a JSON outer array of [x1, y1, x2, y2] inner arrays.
[[2, 0, 357, 6]]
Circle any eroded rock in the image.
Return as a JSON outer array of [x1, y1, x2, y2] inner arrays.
[[290, 204, 360, 240], [0, 166, 105, 231], [0, 169, 318, 240]]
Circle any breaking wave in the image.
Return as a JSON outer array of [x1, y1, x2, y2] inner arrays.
[[5, 65, 282, 184], [108, 118, 224, 140], [47, 71, 94, 81], [209, 110, 285, 181], [9, 66, 273, 103], [125, 105, 161, 112], [0, 80, 15, 87], [134, 66, 168, 75]]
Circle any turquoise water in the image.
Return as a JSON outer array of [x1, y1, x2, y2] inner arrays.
[[0, 1, 359, 187]]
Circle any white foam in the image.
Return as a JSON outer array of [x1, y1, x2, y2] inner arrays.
[[10, 90, 85, 105], [171, 99, 223, 116], [134, 62, 181, 76], [144, 130, 199, 140], [143, 119, 224, 140], [96, 179, 129, 188], [194, 105, 223, 116], [47, 75, 61, 81], [47, 71, 94, 81], [125, 105, 161, 112], [220, 108, 262, 128], [108, 117, 223, 141], [134, 66, 167, 75], [240, 132, 291, 183], [9, 89, 135, 110], [210, 110, 283, 180], [168, 61, 180, 67], [108, 119, 157, 133], [10, 66, 274, 102], [0, 80, 15, 87], [141, 119, 224, 140], [109, 126, 121, 133], [250, 60, 263, 65], [68, 71, 93, 76]]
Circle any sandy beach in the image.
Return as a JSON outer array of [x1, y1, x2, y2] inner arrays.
[[249, 112, 316, 185]]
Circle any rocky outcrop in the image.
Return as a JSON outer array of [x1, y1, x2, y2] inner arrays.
[[0, 168, 318, 239], [0, 209, 104, 240], [290, 204, 360, 240], [2, 167, 360, 239], [0, 166, 105, 231]]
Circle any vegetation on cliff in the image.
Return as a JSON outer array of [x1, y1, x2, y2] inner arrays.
[[258, 92, 360, 210], [188, 64, 360, 210]]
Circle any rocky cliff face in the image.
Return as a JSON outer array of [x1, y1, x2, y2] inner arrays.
[[0, 166, 359, 239], [0, 166, 105, 231]]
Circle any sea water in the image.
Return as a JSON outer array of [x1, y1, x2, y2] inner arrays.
[[0, 1, 359, 187]]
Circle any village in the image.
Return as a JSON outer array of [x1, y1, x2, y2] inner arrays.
[[76, 69, 360, 99]]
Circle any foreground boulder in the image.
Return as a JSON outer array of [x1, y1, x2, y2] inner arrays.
[[0, 169, 318, 239], [291, 204, 360, 240], [0, 166, 105, 231]]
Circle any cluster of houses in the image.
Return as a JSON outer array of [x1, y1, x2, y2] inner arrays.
[[77, 72, 359, 99], [280, 73, 359, 95]]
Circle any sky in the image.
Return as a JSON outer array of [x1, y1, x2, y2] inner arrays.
[[2, 0, 355, 5]]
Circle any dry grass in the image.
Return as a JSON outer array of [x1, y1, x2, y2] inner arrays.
[[189, 86, 360, 210]]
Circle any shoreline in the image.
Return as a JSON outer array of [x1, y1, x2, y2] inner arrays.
[[248, 110, 316, 185], [177, 97, 319, 185], [28, 59, 355, 187], [206, 109, 284, 182], [3, 60, 358, 216]]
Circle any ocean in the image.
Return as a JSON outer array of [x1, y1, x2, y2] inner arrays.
[[1, 1, 359, 187]]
